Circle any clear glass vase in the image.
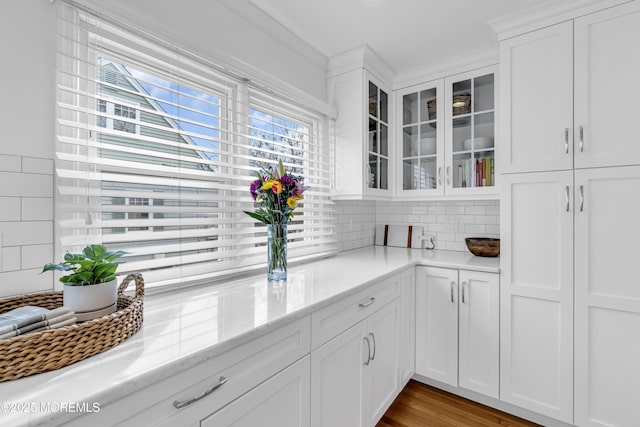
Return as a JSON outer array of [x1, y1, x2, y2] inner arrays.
[[267, 223, 287, 282]]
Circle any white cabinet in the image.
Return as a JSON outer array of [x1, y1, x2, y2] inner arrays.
[[201, 356, 310, 427], [499, 171, 574, 423], [398, 267, 415, 387], [72, 317, 311, 427], [415, 266, 499, 399], [500, 1, 640, 174], [574, 165, 640, 427], [415, 266, 458, 385], [329, 68, 392, 200], [444, 67, 497, 196], [499, 21, 573, 173], [311, 299, 400, 427], [396, 80, 445, 197], [396, 66, 497, 199], [499, 3, 640, 425], [574, 3, 640, 169]]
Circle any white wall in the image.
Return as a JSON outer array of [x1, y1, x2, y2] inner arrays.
[[0, 0, 56, 296]]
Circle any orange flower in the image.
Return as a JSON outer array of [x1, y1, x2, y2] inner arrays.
[[262, 179, 283, 194]]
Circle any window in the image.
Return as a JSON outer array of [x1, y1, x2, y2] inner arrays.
[[55, 2, 335, 289], [97, 99, 139, 134]]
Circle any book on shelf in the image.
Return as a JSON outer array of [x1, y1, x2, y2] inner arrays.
[[458, 157, 494, 188]]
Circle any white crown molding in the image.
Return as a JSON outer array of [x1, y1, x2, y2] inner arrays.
[[327, 45, 395, 86], [490, 0, 634, 40], [393, 49, 498, 90]]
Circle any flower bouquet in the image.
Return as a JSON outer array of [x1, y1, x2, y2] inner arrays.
[[244, 160, 307, 281]]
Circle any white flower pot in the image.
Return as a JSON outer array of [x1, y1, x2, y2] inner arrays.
[[63, 279, 118, 320]]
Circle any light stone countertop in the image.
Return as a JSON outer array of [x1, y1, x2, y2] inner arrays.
[[0, 246, 499, 427]]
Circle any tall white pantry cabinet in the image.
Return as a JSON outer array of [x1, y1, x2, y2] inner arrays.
[[499, 2, 640, 426]]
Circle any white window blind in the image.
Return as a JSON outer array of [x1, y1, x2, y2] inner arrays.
[[55, 2, 336, 289]]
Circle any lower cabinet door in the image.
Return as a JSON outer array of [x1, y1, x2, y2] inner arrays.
[[311, 321, 368, 427], [458, 270, 499, 399], [365, 299, 400, 426], [415, 266, 459, 387], [200, 356, 310, 427]]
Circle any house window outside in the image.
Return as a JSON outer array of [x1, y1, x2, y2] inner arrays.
[[97, 99, 139, 134]]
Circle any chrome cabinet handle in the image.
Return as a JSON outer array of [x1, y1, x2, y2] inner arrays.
[[364, 336, 371, 366], [579, 185, 584, 212], [450, 281, 456, 303], [173, 376, 227, 409], [462, 281, 467, 304], [446, 166, 451, 185], [565, 186, 570, 212], [438, 167, 442, 185], [369, 332, 376, 361], [579, 125, 584, 152], [564, 128, 569, 154], [359, 297, 375, 308]]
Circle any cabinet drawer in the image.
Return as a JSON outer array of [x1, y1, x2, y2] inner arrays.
[[311, 274, 400, 350], [77, 316, 310, 427]]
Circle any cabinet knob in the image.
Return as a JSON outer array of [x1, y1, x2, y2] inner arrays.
[[564, 128, 569, 154], [579, 185, 584, 212], [565, 186, 570, 212], [579, 125, 584, 152]]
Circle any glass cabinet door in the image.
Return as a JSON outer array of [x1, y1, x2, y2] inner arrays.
[[368, 80, 389, 190], [449, 73, 495, 189], [401, 88, 438, 191]]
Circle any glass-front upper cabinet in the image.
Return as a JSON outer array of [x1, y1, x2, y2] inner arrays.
[[396, 80, 445, 197], [368, 79, 389, 191], [445, 66, 497, 196]]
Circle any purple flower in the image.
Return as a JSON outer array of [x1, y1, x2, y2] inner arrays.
[[280, 174, 295, 187], [249, 179, 262, 200]]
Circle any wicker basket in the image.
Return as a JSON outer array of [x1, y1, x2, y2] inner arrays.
[[0, 273, 144, 382], [452, 92, 471, 115]]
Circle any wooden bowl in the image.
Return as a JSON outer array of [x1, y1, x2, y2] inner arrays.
[[465, 238, 500, 257]]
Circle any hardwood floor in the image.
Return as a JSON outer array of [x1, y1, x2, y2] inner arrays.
[[376, 380, 540, 427]]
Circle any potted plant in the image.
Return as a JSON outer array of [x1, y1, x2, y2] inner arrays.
[[42, 244, 126, 320]]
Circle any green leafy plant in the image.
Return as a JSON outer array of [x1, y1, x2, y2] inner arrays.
[[42, 244, 126, 286]]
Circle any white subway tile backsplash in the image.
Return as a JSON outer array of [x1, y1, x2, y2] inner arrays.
[[0, 269, 53, 297], [0, 172, 53, 198], [0, 155, 21, 172], [0, 197, 21, 221], [22, 197, 53, 221], [0, 221, 53, 246], [21, 244, 53, 269], [335, 199, 499, 254], [22, 157, 54, 175], [464, 224, 486, 234], [464, 205, 486, 215], [1, 246, 21, 272]]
